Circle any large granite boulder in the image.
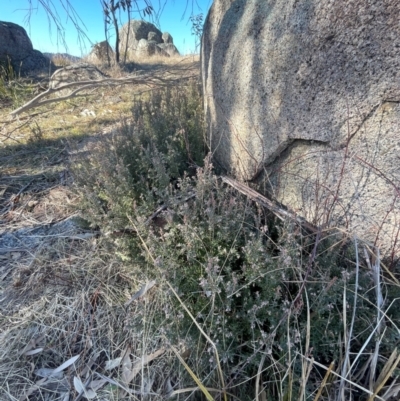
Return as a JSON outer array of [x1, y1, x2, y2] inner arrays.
[[87, 41, 115, 64], [119, 20, 162, 55], [119, 20, 178, 58], [0, 21, 51, 74], [201, 0, 400, 259]]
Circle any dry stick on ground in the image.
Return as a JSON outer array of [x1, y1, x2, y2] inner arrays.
[[109, 175, 320, 238], [220, 175, 321, 233], [10, 73, 198, 117], [0, 178, 35, 216], [1, 119, 31, 142]]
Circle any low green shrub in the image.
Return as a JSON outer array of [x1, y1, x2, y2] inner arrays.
[[75, 81, 205, 229], [74, 81, 400, 400]]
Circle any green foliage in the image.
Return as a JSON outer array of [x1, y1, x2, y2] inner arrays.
[[0, 57, 34, 108], [74, 81, 400, 400], [190, 13, 204, 51], [74, 81, 205, 230]]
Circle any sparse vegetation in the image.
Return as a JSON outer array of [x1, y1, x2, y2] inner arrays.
[[0, 58, 35, 108], [1, 57, 400, 401]]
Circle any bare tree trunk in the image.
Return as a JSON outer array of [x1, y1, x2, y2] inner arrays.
[[104, 8, 111, 67], [110, 0, 120, 64], [123, 9, 131, 64]]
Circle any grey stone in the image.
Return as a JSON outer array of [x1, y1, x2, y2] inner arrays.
[[147, 31, 158, 41], [119, 20, 163, 58], [136, 39, 157, 57], [0, 21, 51, 74], [201, 0, 400, 258], [87, 41, 115, 64], [162, 32, 173, 44], [157, 43, 180, 56], [136, 39, 172, 58]]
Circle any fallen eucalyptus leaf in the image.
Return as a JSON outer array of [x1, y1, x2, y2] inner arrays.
[[74, 376, 97, 399], [104, 357, 122, 371], [24, 348, 44, 356], [53, 354, 80, 374], [124, 280, 156, 307], [34, 368, 63, 379]]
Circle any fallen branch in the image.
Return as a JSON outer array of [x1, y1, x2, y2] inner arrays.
[[220, 175, 320, 233], [10, 73, 198, 117], [108, 175, 320, 238]]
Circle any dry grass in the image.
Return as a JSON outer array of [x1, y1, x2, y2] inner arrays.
[[0, 234, 178, 400], [0, 56, 200, 400]]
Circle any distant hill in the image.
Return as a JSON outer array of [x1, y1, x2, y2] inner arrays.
[[43, 53, 82, 63]]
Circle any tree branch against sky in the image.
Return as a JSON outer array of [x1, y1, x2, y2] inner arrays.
[[25, 0, 92, 52], [5, 0, 212, 56]]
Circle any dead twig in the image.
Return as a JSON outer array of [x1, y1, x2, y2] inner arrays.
[[0, 178, 35, 216]]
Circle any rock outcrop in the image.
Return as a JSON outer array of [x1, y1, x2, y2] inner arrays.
[[136, 38, 158, 57], [119, 20, 179, 58], [0, 21, 51, 74], [87, 41, 115, 64], [201, 0, 400, 259], [147, 31, 159, 42], [157, 43, 180, 57], [162, 32, 173, 44]]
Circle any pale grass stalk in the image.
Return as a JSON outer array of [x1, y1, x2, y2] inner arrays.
[[276, 311, 294, 401], [338, 278, 348, 401], [255, 350, 267, 401], [298, 290, 312, 401], [298, 354, 385, 400], [382, 376, 400, 399], [127, 215, 227, 401], [338, 237, 360, 400], [374, 254, 399, 285], [376, 349, 399, 392], [302, 360, 314, 401], [338, 297, 398, 388], [170, 386, 241, 400], [352, 354, 374, 383], [228, 354, 284, 392], [313, 361, 335, 401], [365, 246, 383, 392], [287, 311, 293, 401], [169, 344, 214, 401], [367, 350, 400, 401]]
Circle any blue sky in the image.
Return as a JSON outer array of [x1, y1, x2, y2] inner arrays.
[[2, 0, 212, 56]]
